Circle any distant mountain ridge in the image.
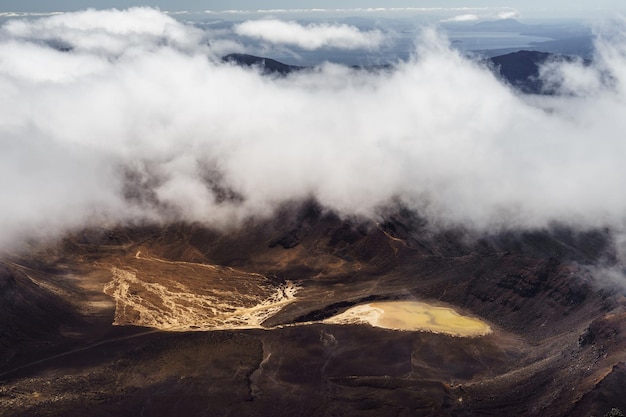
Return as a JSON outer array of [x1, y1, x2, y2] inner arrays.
[[222, 50, 578, 94], [222, 53, 303, 75], [472, 18, 529, 31], [488, 50, 555, 94]]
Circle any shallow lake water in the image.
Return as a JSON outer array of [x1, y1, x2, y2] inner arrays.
[[325, 300, 491, 337]]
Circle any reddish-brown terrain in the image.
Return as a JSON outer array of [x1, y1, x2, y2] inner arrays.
[[1, 201, 625, 416]]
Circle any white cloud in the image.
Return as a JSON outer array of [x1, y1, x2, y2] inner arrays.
[[497, 10, 521, 19], [1, 7, 205, 56], [2, 8, 626, 250], [233, 19, 385, 50], [442, 14, 480, 22], [201, 7, 504, 16]]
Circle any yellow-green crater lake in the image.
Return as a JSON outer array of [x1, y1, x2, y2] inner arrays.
[[324, 300, 491, 337]]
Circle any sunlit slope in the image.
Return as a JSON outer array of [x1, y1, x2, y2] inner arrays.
[[0, 203, 624, 417], [103, 250, 298, 330]]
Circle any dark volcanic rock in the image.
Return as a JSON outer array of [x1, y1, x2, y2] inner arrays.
[[570, 362, 626, 417], [269, 229, 300, 249], [0, 202, 625, 417], [0, 262, 81, 369]]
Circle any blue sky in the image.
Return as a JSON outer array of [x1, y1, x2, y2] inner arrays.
[[1, 1, 625, 17]]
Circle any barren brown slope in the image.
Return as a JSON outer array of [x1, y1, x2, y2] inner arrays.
[[0, 201, 625, 417]]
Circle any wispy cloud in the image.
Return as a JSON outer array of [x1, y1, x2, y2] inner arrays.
[[0, 12, 64, 17], [202, 7, 508, 15], [233, 19, 385, 50], [497, 10, 521, 19], [441, 14, 480, 23], [2, 7, 205, 56]]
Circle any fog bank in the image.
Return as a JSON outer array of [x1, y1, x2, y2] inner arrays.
[[1, 8, 626, 249]]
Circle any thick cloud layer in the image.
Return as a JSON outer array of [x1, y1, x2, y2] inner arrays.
[[1, 8, 626, 250]]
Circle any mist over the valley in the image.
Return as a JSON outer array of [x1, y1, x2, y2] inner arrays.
[[1, 8, 625, 253], [6, 10, 626, 417]]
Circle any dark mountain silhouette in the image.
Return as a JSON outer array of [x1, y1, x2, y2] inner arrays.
[[222, 52, 392, 74], [222, 51, 580, 95], [222, 53, 304, 75], [487, 50, 591, 94], [487, 50, 555, 94]]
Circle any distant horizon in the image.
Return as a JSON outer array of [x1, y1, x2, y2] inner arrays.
[[0, 1, 625, 19]]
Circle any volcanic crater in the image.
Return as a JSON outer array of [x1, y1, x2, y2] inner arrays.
[[1, 201, 625, 417]]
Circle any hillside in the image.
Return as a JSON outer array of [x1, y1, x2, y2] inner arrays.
[[1, 201, 625, 416]]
